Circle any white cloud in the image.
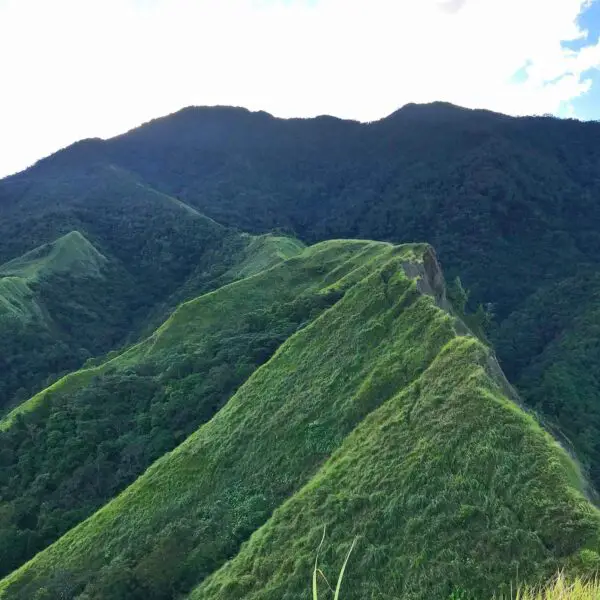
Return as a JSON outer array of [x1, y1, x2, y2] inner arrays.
[[0, 0, 599, 177]]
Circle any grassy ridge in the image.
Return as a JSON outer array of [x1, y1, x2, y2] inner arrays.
[[195, 337, 599, 600], [0, 231, 122, 412], [0, 231, 107, 281], [1, 240, 598, 599], [0, 240, 399, 582], [0, 241, 456, 599], [0, 164, 250, 410], [0, 231, 106, 324]]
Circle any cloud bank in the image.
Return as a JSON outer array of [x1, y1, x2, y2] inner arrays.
[[0, 0, 599, 176]]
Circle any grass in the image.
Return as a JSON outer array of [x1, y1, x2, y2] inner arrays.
[[0, 239, 415, 586], [192, 334, 600, 600], [0, 230, 107, 281], [0, 231, 106, 324], [312, 528, 357, 600], [497, 573, 600, 599], [0, 277, 43, 322], [1, 240, 599, 599], [0, 240, 455, 599], [225, 233, 305, 280]]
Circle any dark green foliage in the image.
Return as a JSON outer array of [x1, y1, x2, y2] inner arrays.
[[0, 166, 277, 411], [40, 102, 598, 495], [448, 277, 469, 315], [3, 103, 600, 597], [5, 104, 600, 482], [494, 273, 600, 489]]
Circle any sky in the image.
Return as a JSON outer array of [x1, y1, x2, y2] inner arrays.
[[1, 0, 600, 178]]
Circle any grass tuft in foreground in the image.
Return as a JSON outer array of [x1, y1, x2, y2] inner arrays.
[[496, 573, 600, 600]]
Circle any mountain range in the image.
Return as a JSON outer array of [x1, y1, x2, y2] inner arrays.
[[1, 102, 600, 599]]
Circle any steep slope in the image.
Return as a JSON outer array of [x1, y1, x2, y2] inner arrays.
[[495, 273, 600, 489], [0, 164, 304, 410], [0, 231, 127, 411], [17, 102, 600, 489], [0, 239, 371, 579], [1, 241, 598, 600], [195, 337, 597, 600], [0, 231, 107, 280]]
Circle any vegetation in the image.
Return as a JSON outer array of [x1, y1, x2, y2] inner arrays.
[[1, 241, 598, 600], [13, 102, 600, 491], [0, 239, 365, 577], [0, 163, 306, 411], [496, 573, 600, 600], [2, 103, 600, 598], [494, 273, 600, 490]]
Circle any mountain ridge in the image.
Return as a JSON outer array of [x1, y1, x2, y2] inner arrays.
[[1, 240, 598, 600]]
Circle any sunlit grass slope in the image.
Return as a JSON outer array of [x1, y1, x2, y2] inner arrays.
[[225, 233, 305, 280], [0, 239, 406, 583], [2, 240, 599, 600], [0, 231, 107, 281], [194, 335, 600, 600], [0, 231, 105, 323], [496, 573, 600, 600], [0, 240, 452, 599]]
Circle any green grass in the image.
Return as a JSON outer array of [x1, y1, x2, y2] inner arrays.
[[496, 573, 600, 600], [0, 277, 44, 322], [192, 335, 600, 600], [312, 528, 357, 600], [0, 240, 455, 599], [1, 240, 599, 599], [0, 239, 414, 584], [225, 234, 305, 280], [0, 231, 107, 281], [0, 231, 106, 324]]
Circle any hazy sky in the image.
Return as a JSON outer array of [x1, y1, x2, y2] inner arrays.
[[1, 0, 600, 178]]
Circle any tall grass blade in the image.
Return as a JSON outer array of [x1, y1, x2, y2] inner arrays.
[[313, 525, 327, 600], [333, 536, 357, 600]]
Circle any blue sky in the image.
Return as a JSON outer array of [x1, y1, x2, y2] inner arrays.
[[567, 0, 600, 119], [1, 0, 600, 178]]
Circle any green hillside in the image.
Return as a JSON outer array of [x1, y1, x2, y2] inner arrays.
[[0, 231, 121, 411], [1, 240, 598, 600], [0, 231, 107, 281], [0, 163, 305, 412], [495, 272, 600, 490], [0, 239, 369, 578], [15, 102, 600, 491]]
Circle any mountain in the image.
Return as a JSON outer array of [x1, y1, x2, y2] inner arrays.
[[0, 230, 130, 411], [1, 240, 599, 600], [0, 162, 305, 410], [17, 102, 600, 491], [2, 102, 600, 598]]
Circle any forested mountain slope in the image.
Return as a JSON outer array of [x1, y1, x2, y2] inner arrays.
[[1, 241, 598, 600], [0, 164, 301, 410], [15, 102, 600, 490], [0, 230, 133, 410]]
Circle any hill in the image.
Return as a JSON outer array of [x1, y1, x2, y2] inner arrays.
[[0, 231, 125, 411], [17, 102, 600, 490], [1, 241, 599, 600], [0, 231, 107, 280], [0, 163, 305, 411]]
